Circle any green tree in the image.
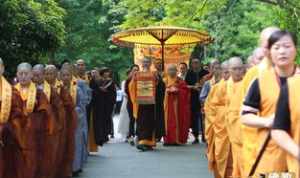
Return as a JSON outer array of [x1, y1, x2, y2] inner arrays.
[[55, 0, 132, 82], [0, 0, 65, 77]]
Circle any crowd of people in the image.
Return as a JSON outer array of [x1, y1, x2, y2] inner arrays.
[[203, 27, 300, 178], [0, 26, 299, 178]]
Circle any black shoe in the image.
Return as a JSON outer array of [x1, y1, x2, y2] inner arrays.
[[136, 144, 147, 151], [163, 143, 179, 146], [72, 170, 80, 177], [192, 139, 199, 144], [129, 140, 135, 146]]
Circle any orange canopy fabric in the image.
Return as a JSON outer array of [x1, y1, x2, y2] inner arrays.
[[133, 44, 192, 68]]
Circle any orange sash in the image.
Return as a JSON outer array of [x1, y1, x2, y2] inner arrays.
[[43, 81, 51, 101], [70, 76, 77, 104], [0, 77, 12, 124], [15, 82, 37, 115], [54, 79, 62, 94]]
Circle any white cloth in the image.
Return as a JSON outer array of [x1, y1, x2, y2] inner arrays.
[[117, 81, 130, 137], [116, 89, 123, 102]]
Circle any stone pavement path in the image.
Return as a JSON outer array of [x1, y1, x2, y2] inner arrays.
[[80, 141, 212, 178], [79, 117, 213, 178]]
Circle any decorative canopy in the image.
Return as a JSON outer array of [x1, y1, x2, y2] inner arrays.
[[112, 26, 212, 47], [112, 26, 212, 69]]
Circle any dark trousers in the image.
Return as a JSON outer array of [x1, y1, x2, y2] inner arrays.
[[191, 111, 200, 139], [127, 103, 136, 137]]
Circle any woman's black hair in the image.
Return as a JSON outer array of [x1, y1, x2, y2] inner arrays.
[[268, 30, 298, 49]]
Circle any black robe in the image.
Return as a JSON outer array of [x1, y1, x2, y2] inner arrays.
[[135, 74, 165, 144], [155, 74, 165, 139], [90, 79, 116, 145]]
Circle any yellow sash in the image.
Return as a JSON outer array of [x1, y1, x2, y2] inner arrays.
[[70, 77, 77, 104], [54, 79, 62, 94], [43, 81, 51, 101], [0, 77, 12, 124], [15, 82, 37, 115]]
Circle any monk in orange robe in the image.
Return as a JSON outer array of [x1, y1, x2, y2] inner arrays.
[[163, 64, 190, 145], [204, 60, 232, 178], [225, 57, 245, 177], [15, 62, 53, 178], [59, 66, 78, 178], [0, 59, 25, 178], [33, 64, 65, 178]]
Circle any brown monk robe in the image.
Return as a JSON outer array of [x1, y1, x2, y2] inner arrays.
[[58, 66, 78, 178], [45, 65, 69, 178], [15, 62, 53, 178], [33, 64, 63, 178], [0, 72, 26, 178]]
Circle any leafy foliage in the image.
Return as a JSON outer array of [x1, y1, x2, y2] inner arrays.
[[0, 0, 65, 77], [1, 0, 299, 79]]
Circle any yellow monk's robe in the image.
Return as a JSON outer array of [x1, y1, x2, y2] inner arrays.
[[286, 76, 300, 178], [225, 78, 244, 178], [204, 79, 231, 178], [250, 68, 286, 175], [241, 58, 272, 175]]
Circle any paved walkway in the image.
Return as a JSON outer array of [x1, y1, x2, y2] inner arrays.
[[79, 117, 213, 178], [80, 141, 212, 178]]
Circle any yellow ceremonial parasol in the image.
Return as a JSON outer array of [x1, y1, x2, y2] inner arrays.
[[112, 26, 212, 68]]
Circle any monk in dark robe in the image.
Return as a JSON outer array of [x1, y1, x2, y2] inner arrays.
[[129, 58, 165, 151], [15, 62, 53, 178], [33, 64, 65, 178], [90, 67, 116, 146], [163, 64, 190, 145], [153, 59, 166, 141], [59, 66, 78, 178], [0, 59, 25, 178]]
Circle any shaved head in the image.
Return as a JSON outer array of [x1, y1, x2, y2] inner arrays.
[[45, 64, 57, 71], [45, 65, 58, 84], [32, 64, 45, 85], [259, 27, 280, 49], [252, 47, 266, 65], [228, 57, 244, 82], [17, 62, 32, 72], [33, 64, 44, 72], [229, 57, 243, 67], [141, 57, 152, 70], [221, 60, 229, 69], [60, 67, 72, 85], [221, 60, 230, 81], [17, 62, 32, 86], [76, 59, 86, 75], [167, 64, 178, 78], [76, 59, 85, 64]]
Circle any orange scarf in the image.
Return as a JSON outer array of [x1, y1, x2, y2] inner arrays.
[[70, 76, 77, 104], [0, 77, 12, 123], [43, 81, 51, 101], [15, 82, 37, 115]]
